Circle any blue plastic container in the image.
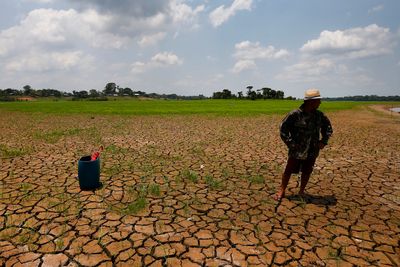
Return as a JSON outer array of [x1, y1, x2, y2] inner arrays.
[[78, 156, 100, 190]]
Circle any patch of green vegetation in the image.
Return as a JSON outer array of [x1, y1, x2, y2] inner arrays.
[[20, 182, 32, 192], [222, 169, 231, 178], [162, 175, 169, 184], [34, 127, 83, 143], [247, 175, 264, 184], [0, 144, 29, 158], [183, 200, 191, 215], [298, 196, 307, 209], [181, 169, 198, 183], [205, 175, 222, 190], [137, 184, 148, 197], [140, 163, 154, 174], [149, 184, 161, 196], [103, 164, 122, 176], [124, 197, 147, 215], [17, 229, 36, 245], [0, 99, 371, 116], [55, 237, 65, 251], [118, 183, 162, 214], [104, 144, 119, 154]]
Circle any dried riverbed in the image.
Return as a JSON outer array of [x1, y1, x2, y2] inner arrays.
[[0, 106, 399, 266]]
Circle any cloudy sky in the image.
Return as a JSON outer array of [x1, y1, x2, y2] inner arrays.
[[0, 0, 399, 98]]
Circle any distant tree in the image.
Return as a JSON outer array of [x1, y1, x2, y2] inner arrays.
[[246, 86, 257, 100], [269, 89, 275, 99], [212, 91, 223, 99], [73, 90, 89, 98], [261, 87, 271, 99], [221, 89, 232, 99], [23, 85, 34, 96], [1, 88, 21, 96], [89, 89, 100, 97], [43, 89, 61, 97], [256, 89, 263, 99], [246, 86, 253, 97], [122, 87, 133, 96], [238, 91, 243, 99], [103, 82, 117, 95], [212, 89, 235, 99], [276, 90, 284, 99], [164, 94, 179, 99]]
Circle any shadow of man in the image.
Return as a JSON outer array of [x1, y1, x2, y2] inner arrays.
[[287, 194, 337, 206]]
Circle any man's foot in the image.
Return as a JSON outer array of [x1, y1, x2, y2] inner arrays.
[[273, 191, 285, 201]]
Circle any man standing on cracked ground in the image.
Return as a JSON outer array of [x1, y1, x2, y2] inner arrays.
[[274, 89, 333, 201]]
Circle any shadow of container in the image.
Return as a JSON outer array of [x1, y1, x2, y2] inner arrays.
[[78, 156, 101, 190]]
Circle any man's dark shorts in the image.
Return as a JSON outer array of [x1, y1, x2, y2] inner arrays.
[[284, 157, 316, 175]]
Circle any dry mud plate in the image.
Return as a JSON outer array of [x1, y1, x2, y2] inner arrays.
[[0, 107, 399, 266]]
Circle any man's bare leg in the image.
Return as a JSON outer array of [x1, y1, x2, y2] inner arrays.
[[298, 172, 311, 197], [274, 173, 291, 200]]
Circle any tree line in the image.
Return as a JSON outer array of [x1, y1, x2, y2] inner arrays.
[[212, 86, 293, 100], [0, 83, 206, 101], [1, 83, 398, 102]]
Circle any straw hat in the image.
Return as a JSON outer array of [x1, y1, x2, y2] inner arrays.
[[304, 89, 322, 100]]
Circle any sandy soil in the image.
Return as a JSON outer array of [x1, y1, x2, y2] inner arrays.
[[0, 107, 399, 266]]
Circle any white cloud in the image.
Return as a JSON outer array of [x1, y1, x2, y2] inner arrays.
[[234, 41, 289, 60], [276, 58, 338, 83], [0, 1, 206, 57], [70, 0, 204, 35], [0, 8, 131, 57], [151, 51, 183, 65], [0, 0, 208, 80], [209, 0, 252, 27], [277, 24, 394, 90], [232, 41, 289, 73], [5, 50, 93, 72], [276, 58, 374, 87], [131, 61, 147, 74], [170, 1, 205, 25], [131, 52, 183, 73], [232, 59, 256, 73], [301, 24, 394, 59], [0, 9, 104, 73], [70, 0, 170, 17], [368, 5, 384, 14], [138, 32, 167, 47]]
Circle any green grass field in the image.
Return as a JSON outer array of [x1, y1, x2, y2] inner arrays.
[[0, 99, 383, 116]]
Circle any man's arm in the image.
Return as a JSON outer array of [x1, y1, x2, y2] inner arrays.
[[280, 111, 296, 148], [320, 113, 333, 145]]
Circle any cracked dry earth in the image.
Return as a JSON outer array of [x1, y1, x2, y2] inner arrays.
[[0, 107, 399, 267]]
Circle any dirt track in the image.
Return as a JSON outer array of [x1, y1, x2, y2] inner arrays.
[[0, 106, 399, 266]]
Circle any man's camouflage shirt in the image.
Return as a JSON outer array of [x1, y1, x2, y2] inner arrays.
[[280, 104, 333, 160]]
